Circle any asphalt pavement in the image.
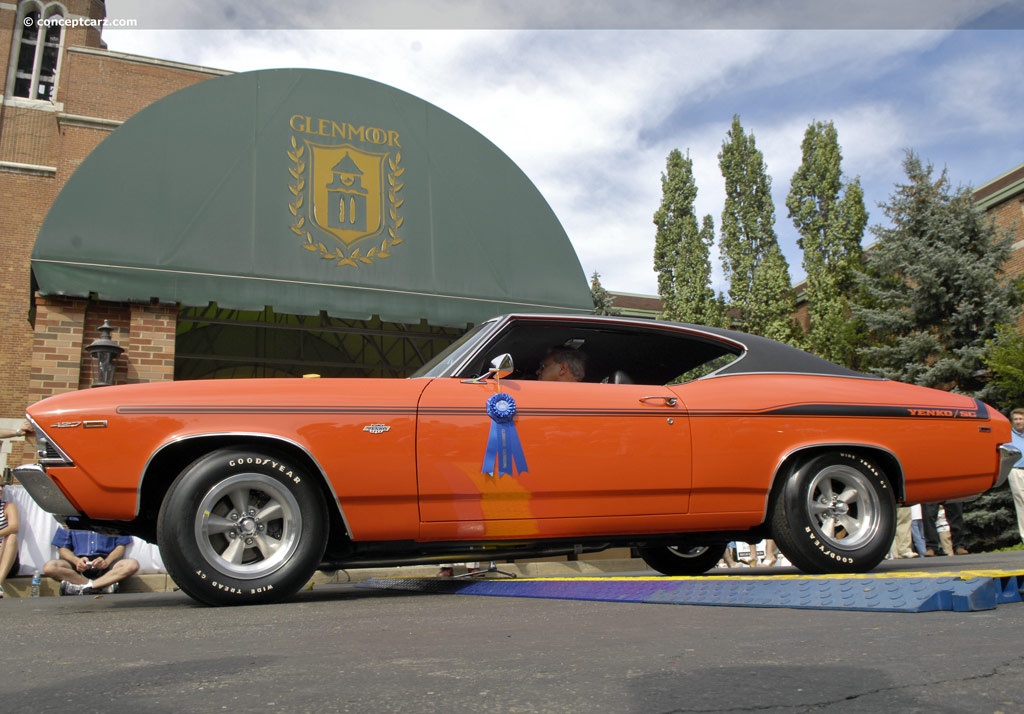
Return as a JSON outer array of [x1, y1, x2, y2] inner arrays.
[[5, 550, 1024, 713]]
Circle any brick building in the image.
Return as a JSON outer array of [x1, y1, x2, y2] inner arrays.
[[2, 0, 226, 471], [976, 163, 1024, 278]]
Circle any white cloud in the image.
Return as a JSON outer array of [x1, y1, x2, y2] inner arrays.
[[101, 7, 1024, 296]]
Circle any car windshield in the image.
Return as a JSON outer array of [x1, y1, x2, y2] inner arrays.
[[410, 321, 495, 378]]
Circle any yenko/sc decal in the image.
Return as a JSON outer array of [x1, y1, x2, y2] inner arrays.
[[907, 408, 978, 419]]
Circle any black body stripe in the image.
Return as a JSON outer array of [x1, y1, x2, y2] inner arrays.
[[116, 401, 988, 421]]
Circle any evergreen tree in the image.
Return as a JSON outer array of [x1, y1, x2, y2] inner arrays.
[[590, 271, 619, 315], [853, 152, 1017, 400], [786, 120, 867, 365], [852, 152, 1020, 553], [718, 115, 797, 342], [964, 483, 1020, 553]]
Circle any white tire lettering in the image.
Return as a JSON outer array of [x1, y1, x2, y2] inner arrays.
[[226, 456, 300, 484]]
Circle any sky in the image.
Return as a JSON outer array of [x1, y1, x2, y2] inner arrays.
[[100, 0, 1024, 297]]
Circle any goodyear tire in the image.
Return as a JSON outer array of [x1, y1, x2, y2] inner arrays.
[[157, 448, 328, 606], [638, 543, 727, 576], [770, 451, 895, 574]]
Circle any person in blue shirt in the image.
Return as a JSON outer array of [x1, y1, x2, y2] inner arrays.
[[42, 527, 140, 596], [1009, 408, 1024, 546]]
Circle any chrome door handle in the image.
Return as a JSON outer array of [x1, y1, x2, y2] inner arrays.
[[639, 396, 677, 407]]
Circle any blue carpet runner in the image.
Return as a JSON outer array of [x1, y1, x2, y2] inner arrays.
[[358, 570, 1024, 613]]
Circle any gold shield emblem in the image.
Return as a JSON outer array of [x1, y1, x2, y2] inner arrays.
[[307, 142, 387, 246], [288, 125, 404, 267]]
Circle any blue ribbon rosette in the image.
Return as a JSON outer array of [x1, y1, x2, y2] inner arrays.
[[481, 392, 529, 477]]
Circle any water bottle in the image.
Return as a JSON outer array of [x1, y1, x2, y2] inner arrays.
[[30, 571, 41, 597]]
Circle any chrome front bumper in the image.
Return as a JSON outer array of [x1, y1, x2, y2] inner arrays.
[[12, 463, 80, 517], [996, 443, 1021, 489]]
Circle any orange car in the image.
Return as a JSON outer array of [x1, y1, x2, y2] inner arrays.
[[17, 313, 1019, 605]]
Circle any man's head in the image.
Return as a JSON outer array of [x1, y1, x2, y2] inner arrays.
[[1012, 408, 1024, 432], [536, 347, 586, 382]]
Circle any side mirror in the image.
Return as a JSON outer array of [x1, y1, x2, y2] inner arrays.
[[488, 353, 514, 380]]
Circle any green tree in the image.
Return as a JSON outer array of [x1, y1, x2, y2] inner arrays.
[[852, 152, 1020, 553], [786, 120, 868, 365], [653, 149, 723, 325], [676, 214, 727, 326], [853, 152, 1017, 400], [653, 149, 689, 314], [984, 322, 1024, 410], [590, 271, 620, 316], [718, 116, 797, 342]]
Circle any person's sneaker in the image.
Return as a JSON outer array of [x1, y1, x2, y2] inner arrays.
[[59, 580, 88, 596], [83, 582, 120, 595], [954, 546, 969, 555]]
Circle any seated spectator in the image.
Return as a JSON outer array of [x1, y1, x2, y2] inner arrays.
[[0, 480, 19, 598], [0, 420, 31, 439], [0, 420, 31, 598], [43, 527, 139, 595]]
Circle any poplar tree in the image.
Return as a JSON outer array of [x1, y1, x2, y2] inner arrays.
[[853, 151, 1017, 400], [677, 214, 727, 326], [653, 149, 723, 325], [718, 115, 796, 342], [787, 120, 867, 365]]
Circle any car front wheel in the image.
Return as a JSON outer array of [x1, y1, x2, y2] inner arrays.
[[157, 448, 328, 606], [770, 451, 895, 574], [638, 543, 727, 575]]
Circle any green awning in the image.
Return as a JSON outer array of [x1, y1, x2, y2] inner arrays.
[[31, 69, 592, 327]]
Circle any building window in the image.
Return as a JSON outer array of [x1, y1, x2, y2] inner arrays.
[[9, 2, 65, 102]]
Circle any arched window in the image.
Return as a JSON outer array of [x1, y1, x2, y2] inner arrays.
[[9, 1, 65, 101]]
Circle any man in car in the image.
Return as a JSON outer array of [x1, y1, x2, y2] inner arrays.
[[536, 347, 585, 382]]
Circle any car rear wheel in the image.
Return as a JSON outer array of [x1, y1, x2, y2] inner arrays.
[[157, 448, 328, 606], [638, 543, 727, 575], [770, 451, 895, 574]]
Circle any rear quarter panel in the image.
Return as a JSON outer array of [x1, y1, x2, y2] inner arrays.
[[671, 374, 1008, 517]]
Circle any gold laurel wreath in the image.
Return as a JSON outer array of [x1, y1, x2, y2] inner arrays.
[[288, 136, 404, 267]]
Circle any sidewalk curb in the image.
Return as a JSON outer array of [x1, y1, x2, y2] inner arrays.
[[2, 559, 647, 598]]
